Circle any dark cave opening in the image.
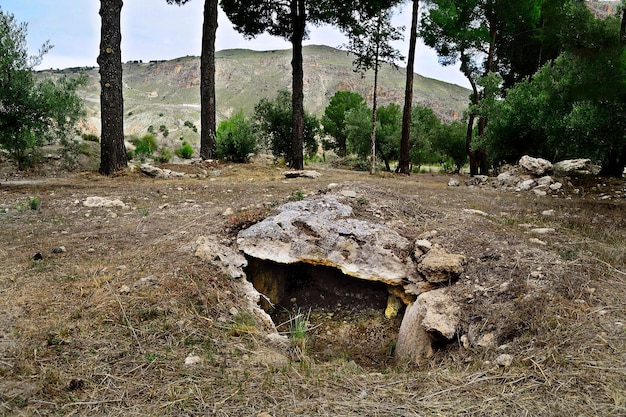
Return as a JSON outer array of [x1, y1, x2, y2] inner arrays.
[[245, 257, 406, 368]]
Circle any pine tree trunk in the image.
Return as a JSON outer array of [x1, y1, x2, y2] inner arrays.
[[289, 0, 305, 170], [98, 0, 127, 175], [399, 0, 419, 175], [200, 0, 218, 160]]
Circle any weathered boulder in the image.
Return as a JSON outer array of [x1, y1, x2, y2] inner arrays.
[[396, 288, 459, 362], [283, 170, 322, 179], [140, 163, 186, 179], [519, 155, 553, 176], [553, 159, 601, 176], [496, 171, 522, 188], [418, 246, 466, 284], [237, 196, 418, 285]]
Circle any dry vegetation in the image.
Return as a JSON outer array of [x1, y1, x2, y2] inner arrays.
[[0, 159, 624, 416]]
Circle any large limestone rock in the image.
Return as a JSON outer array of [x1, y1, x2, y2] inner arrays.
[[237, 196, 418, 285], [553, 158, 601, 176], [396, 288, 460, 363], [518, 155, 553, 176]]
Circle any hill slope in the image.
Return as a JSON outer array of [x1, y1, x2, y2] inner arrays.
[[41, 45, 470, 141]]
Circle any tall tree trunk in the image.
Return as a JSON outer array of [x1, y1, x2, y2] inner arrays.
[[98, 0, 127, 175], [399, 0, 419, 175], [290, 0, 305, 170], [369, 15, 383, 175], [200, 0, 218, 160]]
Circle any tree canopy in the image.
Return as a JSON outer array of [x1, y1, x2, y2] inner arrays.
[[0, 8, 85, 170]]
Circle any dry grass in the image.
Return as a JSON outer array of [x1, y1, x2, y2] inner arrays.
[[0, 160, 624, 416]]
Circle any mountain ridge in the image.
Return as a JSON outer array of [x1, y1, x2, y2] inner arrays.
[[40, 45, 470, 141]]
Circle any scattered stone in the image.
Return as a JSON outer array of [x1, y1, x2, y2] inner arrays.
[[536, 176, 554, 187], [184, 355, 202, 366], [529, 238, 547, 245], [119, 285, 131, 294], [83, 196, 126, 208], [476, 332, 495, 348], [463, 208, 488, 216], [541, 209, 555, 217], [549, 182, 563, 191], [448, 178, 460, 187], [32, 252, 43, 261], [52, 246, 67, 254], [516, 179, 536, 191], [519, 155, 553, 176], [134, 275, 158, 288], [140, 163, 187, 179], [414, 239, 433, 253], [418, 247, 466, 284], [222, 207, 233, 216], [533, 188, 547, 196], [495, 353, 514, 368], [531, 227, 555, 234], [283, 170, 322, 179], [340, 190, 357, 198], [496, 171, 521, 187], [229, 306, 239, 316]]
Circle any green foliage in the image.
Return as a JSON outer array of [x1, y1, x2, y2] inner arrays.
[[147, 125, 155, 134], [216, 110, 258, 162], [184, 120, 198, 133], [432, 121, 468, 173], [322, 91, 367, 157], [175, 141, 194, 159], [345, 102, 403, 171], [0, 9, 86, 170], [154, 147, 172, 163], [342, 8, 403, 77], [28, 197, 40, 210], [253, 90, 319, 161], [409, 104, 441, 168], [482, 6, 626, 176], [81, 133, 99, 143], [131, 134, 158, 160]]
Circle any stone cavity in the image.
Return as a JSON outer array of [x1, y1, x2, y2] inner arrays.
[[236, 195, 466, 363]]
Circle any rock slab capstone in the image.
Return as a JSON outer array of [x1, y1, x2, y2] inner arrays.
[[237, 196, 418, 285]]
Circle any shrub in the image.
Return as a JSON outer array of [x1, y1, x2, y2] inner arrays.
[[175, 141, 194, 159], [154, 147, 172, 163], [216, 110, 258, 162], [132, 134, 158, 160], [81, 133, 99, 143]]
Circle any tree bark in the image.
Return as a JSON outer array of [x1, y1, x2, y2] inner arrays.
[[399, 0, 419, 175], [98, 0, 127, 175], [200, 0, 218, 160], [290, 0, 305, 170]]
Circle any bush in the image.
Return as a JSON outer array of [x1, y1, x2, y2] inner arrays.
[[216, 110, 258, 162], [154, 147, 172, 163], [131, 134, 158, 160], [175, 141, 194, 159], [81, 133, 99, 143]]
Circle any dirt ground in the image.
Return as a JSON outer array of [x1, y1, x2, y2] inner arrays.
[[0, 158, 624, 416]]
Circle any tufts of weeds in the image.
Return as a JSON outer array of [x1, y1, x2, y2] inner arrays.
[[288, 190, 305, 201], [28, 197, 40, 210], [230, 311, 258, 336]]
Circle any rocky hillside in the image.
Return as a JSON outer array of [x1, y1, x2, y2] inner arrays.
[[39, 45, 470, 142]]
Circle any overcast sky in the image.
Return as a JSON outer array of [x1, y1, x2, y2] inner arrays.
[[2, 0, 470, 88]]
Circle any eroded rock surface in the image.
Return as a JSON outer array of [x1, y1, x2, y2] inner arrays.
[[237, 196, 418, 285], [236, 194, 467, 363]]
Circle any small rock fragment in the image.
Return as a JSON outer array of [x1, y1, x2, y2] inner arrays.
[[496, 353, 514, 367]]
